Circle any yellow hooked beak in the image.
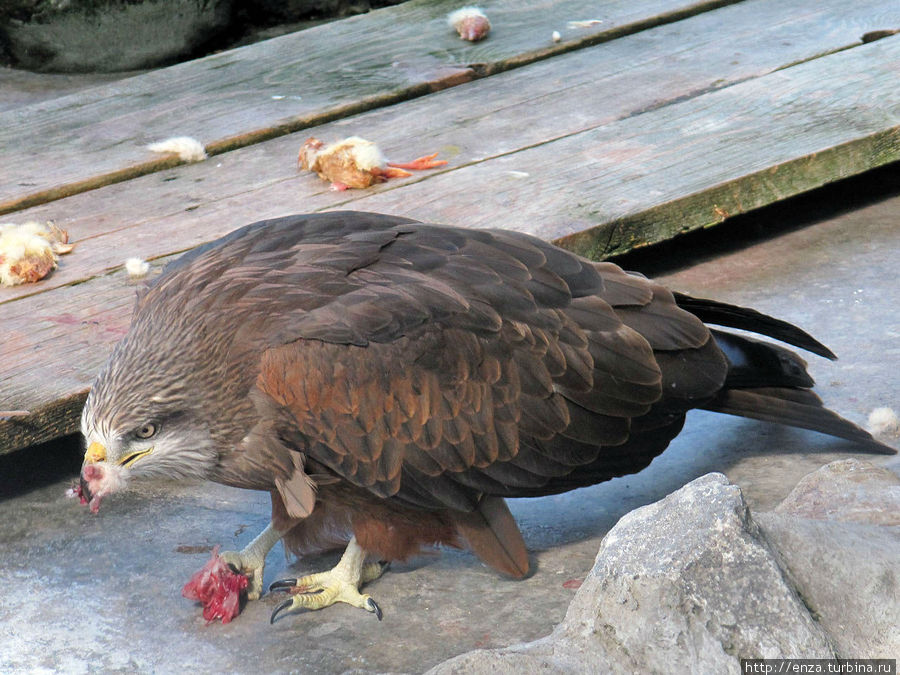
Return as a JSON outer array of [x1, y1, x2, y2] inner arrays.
[[84, 441, 106, 464], [84, 441, 152, 467]]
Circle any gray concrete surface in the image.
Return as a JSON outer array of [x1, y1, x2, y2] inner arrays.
[[0, 167, 897, 673]]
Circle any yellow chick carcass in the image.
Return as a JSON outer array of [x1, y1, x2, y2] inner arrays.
[[298, 136, 446, 191], [0, 221, 74, 286]]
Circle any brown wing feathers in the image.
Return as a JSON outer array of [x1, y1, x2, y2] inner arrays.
[[184, 212, 893, 575], [245, 216, 702, 573]]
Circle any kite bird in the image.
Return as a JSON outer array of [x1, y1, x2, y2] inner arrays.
[[78, 211, 895, 623]]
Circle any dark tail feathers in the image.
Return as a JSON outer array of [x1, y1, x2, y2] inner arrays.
[[702, 388, 894, 454], [675, 294, 895, 455], [673, 292, 836, 359]]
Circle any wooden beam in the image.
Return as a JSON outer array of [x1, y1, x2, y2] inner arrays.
[[0, 0, 739, 217], [3, 0, 893, 302]]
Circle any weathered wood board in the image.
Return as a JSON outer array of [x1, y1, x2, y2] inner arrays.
[[1, 0, 899, 453], [0, 0, 738, 216], [3, 0, 896, 302]]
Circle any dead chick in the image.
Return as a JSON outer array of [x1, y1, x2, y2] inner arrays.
[[0, 221, 74, 286], [298, 136, 446, 191], [448, 7, 491, 41]]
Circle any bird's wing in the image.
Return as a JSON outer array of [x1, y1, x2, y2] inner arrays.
[[236, 214, 724, 513]]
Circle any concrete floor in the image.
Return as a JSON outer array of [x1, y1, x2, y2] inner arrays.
[[0, 166, 897, 674]]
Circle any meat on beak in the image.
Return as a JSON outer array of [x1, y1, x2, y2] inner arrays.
[[80, 441, 108, 513]]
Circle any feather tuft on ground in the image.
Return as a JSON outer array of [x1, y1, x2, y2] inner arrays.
[[868, 407, 899, 437], [125, 257, 150, 279], [147, 136, 207, 162]]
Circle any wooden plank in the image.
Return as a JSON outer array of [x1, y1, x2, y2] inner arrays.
[[355, 40, 900, 259], [0, 66, 137, 114], [2, 3, 899, 453], [0, 0, 738, 216], [2, 0, 894, 303]]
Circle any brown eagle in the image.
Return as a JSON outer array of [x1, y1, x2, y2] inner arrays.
[[78, 211, 894, 623]]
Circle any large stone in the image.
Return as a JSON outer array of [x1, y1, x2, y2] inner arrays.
[[1, 0, 235, 73], [756, 513, 899, 659], [429, 473, 834, 674], [0, 0, 411, 73], [756, 458, 900, 658], [773, 457, 900, 525]]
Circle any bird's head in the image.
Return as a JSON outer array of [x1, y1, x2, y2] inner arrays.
[[78, 335, 223, 513]]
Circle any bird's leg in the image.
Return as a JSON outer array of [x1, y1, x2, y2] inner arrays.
[[218, 522, 286, 600], [269, 536, 388, 623]]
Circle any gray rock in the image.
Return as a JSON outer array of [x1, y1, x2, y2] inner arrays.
[[0, 0, 410, 72], [2, 0, 234, 72], [756, 513, 899, 659], [773, 458, 900, 525], [429, 473, 834, 674], [756, 458, 900, 659]]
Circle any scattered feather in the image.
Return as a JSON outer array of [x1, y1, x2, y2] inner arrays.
[[182, 546, 249, 624], [125, 257, 150, 279], [298, 136, 447, 190], [66, 482, 88, 505], [552, 30, 561, 43], [567, 19, 603, 29], [147, 136, 207, 162], [0, 221, 73, 286], [448, 6, 491, 41], [868, 407, 899, 437]]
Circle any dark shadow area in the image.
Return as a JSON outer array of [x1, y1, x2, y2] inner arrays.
[[0, 433, 82, 500], [0, 0, 409, 72], [610, 161, 900, 276]]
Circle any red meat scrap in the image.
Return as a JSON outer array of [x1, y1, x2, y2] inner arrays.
[[181, 546, 249, 624]]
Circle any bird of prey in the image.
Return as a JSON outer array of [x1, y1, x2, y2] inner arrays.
[[78, 211, 894, 623]]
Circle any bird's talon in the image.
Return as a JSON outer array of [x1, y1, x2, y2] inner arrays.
[[365, 597, 383, 621], [269, 578, 298, 593], [270, 598, 293, 625]]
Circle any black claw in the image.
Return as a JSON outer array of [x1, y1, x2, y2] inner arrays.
[[226, 563, 241, 575], [270, 598, 294, 625], [366, 598, 383, 621], [269, 578, 298, 593]]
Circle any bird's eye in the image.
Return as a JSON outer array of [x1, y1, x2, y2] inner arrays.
[[134, 422, 158, 439]]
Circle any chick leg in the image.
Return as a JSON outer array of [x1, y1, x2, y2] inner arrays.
[[219, 522, 286, 600], [269, 536, 388, 623], [387, 152, 448, 171]]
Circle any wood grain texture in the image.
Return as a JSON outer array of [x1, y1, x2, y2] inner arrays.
[[0, 0, 737, 216], [2, 0, 894, 302], [1, 1, 898, 453], [355, 36, 900, 258]]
